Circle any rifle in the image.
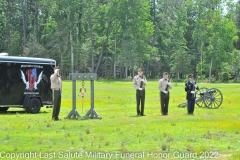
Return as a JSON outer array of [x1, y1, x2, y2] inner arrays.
[[164, 77, 170, 98], [191, 74, 197, 99], [139, 73, 145, 96]]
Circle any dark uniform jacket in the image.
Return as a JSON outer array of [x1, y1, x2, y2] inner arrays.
[[185, 81, 199, 100]]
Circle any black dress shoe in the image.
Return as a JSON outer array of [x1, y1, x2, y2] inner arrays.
[[54, 118, 62, 121], [140, 114, 146, 116]]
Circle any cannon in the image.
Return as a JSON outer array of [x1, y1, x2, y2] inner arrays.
[[178, 88, 223, 109]]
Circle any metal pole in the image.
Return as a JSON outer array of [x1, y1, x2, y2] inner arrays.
[[82, 77, 101, 120], [65, 29, 81, 120], [65, 78, 81, 120], [66, 73, 101, 120], [73, 80, 76, 109], [71, 28, 75, 115], [82, 97, 84, 113], [70, 28, 75, 113], [91, 79, 94, 110]]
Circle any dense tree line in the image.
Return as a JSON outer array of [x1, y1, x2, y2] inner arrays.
[[0, 0, 239, 81]]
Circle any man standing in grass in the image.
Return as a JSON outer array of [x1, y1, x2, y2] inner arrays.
[[158, 72, 172, 115], [133, 68, 147, 116], [185, 75, 199, 115], [50, 66, 62, 121]]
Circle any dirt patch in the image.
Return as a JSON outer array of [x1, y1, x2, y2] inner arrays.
[[217, 154, 232, 159]]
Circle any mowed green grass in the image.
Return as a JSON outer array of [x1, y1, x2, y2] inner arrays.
[[0, 81, 240, 160]]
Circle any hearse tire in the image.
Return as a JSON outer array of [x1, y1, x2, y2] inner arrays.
[[27, 98, 41, 114], [0, 107, 9, 112]]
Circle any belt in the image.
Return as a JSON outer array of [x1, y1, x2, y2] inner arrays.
[[162, 91, 169, 93], [52, 88, 61, 90]]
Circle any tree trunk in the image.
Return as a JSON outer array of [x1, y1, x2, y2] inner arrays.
[[113, 34, 117, 79], [125, 66, 128, 79], [216, 71, 219, 81], [122, 66, 125, 79], [95, 20, 113, 73], [148, 11, 162, 78], [90, 15, 94, 73], [105, 59, 107, 77], [114, 61, 116, 79], [78, 0, 83, 42], [236, 70, 240, 82], [34, 1, 39, 41], [60, 52, 63, 75], [22, 0, 26, 49], [95, 42, 105, 73], [132, 67, 134, 78], [70, 30, 74, 73], [200, 42, 204, 79], [209, 57, 213, 83], [146, 61, 149, 77]]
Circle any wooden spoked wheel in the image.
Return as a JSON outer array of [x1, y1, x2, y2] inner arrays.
[[203, 88, 223, 109], [195, 87, 208, 107]]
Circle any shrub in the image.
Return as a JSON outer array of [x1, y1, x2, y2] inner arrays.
[[220, 72, 229, 82]]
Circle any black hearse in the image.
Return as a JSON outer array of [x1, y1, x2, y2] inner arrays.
[[0, 53, 55, 113]]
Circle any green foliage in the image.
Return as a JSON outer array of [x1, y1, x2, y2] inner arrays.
[[221, 72, 230, 81], [0, 0, 239, 80], [171, 48, 190, 79]]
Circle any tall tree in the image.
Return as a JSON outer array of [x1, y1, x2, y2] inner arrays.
[[206, 10, 238, 82]]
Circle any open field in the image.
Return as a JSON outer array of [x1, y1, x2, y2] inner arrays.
[[0, 81, 240, 160]]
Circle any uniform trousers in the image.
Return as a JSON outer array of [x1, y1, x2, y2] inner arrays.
[[160, 92, 169, 115], [52, 89, 61, 119], [187, 99, 195, 114], [136, 89, 145, 115]]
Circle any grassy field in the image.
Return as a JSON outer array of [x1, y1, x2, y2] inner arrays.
[[0, 80, 240, 160]]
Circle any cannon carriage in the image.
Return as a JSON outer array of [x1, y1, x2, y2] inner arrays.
[[178, 88, 223, 109]]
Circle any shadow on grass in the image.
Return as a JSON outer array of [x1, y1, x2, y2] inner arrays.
[[129, 115, 145, 118], [0, 110, 49, 115]]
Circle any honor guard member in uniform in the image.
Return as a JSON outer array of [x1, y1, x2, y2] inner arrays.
[[133, 68, 147, 116], [158, 72, 172, 115], [50, 66, 62, 121], [185, 74, 199, 115]]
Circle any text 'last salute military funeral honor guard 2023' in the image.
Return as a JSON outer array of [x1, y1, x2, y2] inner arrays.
[[185, 74, 199, 115], [133, 68, 147, 116], [50, 66, 62, 121]]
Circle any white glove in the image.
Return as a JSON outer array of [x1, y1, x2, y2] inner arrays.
[[54, 69, 59, 74], [139, 88, 143, 90], [163, 91, 168, 94], [190, 91, 195, 94], [194, 84, 197, 88], [167, 82, 171, 86], [141, 79, 145, 82]]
